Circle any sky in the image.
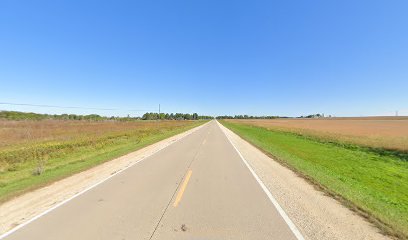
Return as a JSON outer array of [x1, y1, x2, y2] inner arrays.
[[1, 0, 407, 117]]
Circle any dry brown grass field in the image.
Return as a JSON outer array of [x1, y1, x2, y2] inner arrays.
[[0, 120, 191, 149], [226, 117, 408, 152]]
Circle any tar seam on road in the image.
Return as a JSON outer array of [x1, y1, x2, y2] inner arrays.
[[148, 127, 211, 240], [0, 122, 210, 240], [217, 121, 305, 240]]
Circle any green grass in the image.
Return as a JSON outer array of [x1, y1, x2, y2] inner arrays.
[[221, 120, 408, 239], [0, 121, 205, 203]]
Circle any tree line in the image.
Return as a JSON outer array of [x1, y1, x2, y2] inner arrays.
[[142, 112, 213, 120], [298, 113, 326, 118], [0, 111, 213, 121], [0, 110, 328, 121], [216, 115, 282, 119], [216, 113, 328, 119]]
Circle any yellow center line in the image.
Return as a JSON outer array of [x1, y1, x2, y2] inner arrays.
[[173, 170, 193, 207]]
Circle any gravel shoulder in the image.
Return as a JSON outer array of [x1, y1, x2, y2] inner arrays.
[[220, 123, 390, 240], [0, 123, 207, 235]]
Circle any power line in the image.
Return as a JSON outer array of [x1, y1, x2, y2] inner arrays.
[[0, 102, 155, 112]]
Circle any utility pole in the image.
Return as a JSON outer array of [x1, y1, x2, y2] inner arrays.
[[158, 104, 161, 120]]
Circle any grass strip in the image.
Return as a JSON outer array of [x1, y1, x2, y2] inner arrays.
[[221, 120, 408, 239]]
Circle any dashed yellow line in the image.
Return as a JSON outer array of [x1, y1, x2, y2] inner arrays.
[[173, 170, 193, 207]]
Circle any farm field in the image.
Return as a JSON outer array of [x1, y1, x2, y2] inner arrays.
[[227, 117, 408, 152], [0, 120, 205, 202], [221, 119, 408, 239]]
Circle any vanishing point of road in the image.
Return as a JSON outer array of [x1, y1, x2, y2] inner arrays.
[[3, 121, 302, 240]]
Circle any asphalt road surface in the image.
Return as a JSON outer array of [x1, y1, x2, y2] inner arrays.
[[3, 121, 301, 240]]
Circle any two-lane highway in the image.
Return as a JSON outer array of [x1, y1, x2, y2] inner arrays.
[[3, 121, 302, 240]]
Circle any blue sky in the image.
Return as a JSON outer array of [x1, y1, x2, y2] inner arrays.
[[1, 0, 407, 117]]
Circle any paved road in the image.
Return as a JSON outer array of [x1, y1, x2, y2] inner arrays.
[[4, 121, 299, 240]]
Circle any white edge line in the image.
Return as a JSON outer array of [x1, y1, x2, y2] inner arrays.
[[0, 121, 210, 240], [216, 121, 305, 240]]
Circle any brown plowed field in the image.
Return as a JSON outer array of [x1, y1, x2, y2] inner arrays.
[[226, 117, 408, 151]]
